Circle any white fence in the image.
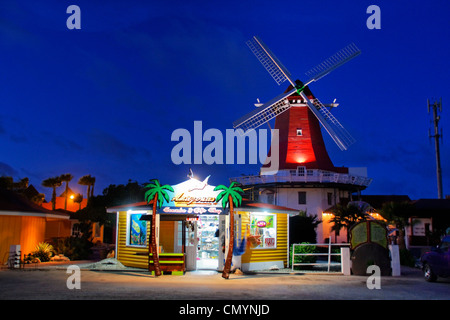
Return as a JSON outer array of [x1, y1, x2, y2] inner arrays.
[[231, 168, 372, 187], [291, 239, 350, 273]]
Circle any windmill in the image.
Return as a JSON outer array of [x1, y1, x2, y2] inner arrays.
[[233, 36, 360, 152]]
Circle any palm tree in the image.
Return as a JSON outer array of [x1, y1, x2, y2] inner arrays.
[[89, 176, 96, 198], [78, 175, 96, 202], [214, 181, 244, 279], [60, 173, 73, 210], [31, 193, 45, 206], [78, 175, 91, 200], [380, 201, 415, 249], [144, 179, 174, 277], [41, 176, 62, 210], [73, 193, 83, 210], [330, 203, 367, 242]]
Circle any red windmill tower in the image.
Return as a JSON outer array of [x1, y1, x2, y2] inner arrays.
[[231, 36, 372, 243], [265, 84, 349, 173]]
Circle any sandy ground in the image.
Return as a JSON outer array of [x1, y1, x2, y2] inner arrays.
[[0, 259, 449, 301]]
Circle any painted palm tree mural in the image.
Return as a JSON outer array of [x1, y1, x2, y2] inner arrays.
[[214, 182, 244, 279], [144, 179, 174, 277]]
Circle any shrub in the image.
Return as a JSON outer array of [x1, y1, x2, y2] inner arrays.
[[290, 242, 317, 269], [52, 236, 93, 261], [332, 247, 341, 262], [31, 242, 55, 262], [52, 237, 74, 258]]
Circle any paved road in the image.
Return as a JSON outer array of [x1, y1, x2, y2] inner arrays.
[[0, 265, 449, 301]]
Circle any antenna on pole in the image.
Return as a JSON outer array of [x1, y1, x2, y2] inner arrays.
[[428, 98, 444, 199]]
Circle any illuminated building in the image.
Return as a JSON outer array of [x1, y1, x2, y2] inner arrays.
[[231, 88, 372, 243]]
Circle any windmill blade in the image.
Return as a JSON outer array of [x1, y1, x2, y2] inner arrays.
[[299, 91, 355, 151], [246, 36, 296, 87], [233, 88, 297, 133], [304, 43, 361, 87]]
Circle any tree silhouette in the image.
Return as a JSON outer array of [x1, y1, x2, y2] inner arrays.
[[78, 174, 96, 202], [73, 193, 83, 210], [60, 173, 73, 210], [42, 176, 62, 210], [380, 201, 415, 249], [330, 203, 367, 242]]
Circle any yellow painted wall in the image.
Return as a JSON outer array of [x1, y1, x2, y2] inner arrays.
[[239, 212, 288, 267], [116, 211, 149, 269], [0, 215, 46, 264], [114, 210, 289, 269], [159, 221, 175, 253]]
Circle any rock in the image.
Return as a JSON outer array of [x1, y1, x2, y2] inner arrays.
[[269, 265, 279, 270], [50, 254, 70, 262], [83, 258, 127, 270], [234, 268, 244, 275]]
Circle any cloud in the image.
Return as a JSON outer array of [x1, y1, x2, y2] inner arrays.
[[87, 129, 152, 162], [40, 131, 84, 152], [0, 162, 18, 176]]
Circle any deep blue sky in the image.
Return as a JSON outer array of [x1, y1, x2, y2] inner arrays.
[[0, 1, 449, 201]]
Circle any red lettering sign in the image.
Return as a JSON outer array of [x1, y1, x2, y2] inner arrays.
[[257, 221, 267, 228]]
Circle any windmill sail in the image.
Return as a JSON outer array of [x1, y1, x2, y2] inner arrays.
[[239, 35, 358, 150], [299, 91, 355, 151], [246, 36, 296, 87], [304, 43, 361, 86], [233, 88, 296, 132]]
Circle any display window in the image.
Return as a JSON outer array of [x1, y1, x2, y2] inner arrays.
[[127, 212, 147, 247], [249, 213, 277, 249]]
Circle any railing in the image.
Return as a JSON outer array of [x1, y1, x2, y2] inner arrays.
[[230, 168, 372, 187], [291, 239, 350, 273]]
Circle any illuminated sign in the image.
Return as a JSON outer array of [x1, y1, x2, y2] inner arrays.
[[160, 206, 226, 215], [156, 175, 229, 214], [256, 221, 267, 228], [171, 193, 217, 206]]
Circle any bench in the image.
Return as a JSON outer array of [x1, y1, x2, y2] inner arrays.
[[149, 253, 185, 275]]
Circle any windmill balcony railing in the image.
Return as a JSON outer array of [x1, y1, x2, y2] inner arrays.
[[230, 169, 372, 187]]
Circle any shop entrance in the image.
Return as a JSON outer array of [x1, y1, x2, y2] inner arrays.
[[171, 214, 226, 271], [197, 215, 220, 270]]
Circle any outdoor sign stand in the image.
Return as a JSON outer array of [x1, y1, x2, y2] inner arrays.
[[349, 221, 392, 276], [8, 245, 21, 269]]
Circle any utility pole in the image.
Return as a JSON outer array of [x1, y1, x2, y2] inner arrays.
[[428, 98, 443, 199]]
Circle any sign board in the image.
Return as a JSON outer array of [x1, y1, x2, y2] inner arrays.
[[349, 220, 388, 249], [161, 206, 227, 215], [156, 176, 227, 214], [350, 223, 367, 249], [412, 218, 431, 236]]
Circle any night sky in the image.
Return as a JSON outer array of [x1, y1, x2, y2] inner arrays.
[[0, 1, 449, 201]]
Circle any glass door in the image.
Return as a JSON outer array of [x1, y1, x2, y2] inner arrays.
[[184, 220, 197, 271], [197, 215, 220, 269]]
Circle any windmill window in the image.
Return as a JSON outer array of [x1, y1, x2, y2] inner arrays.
[[327, 192, 333, 206], [298, 191, 306, 205], [296, 129, 303, 136]]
